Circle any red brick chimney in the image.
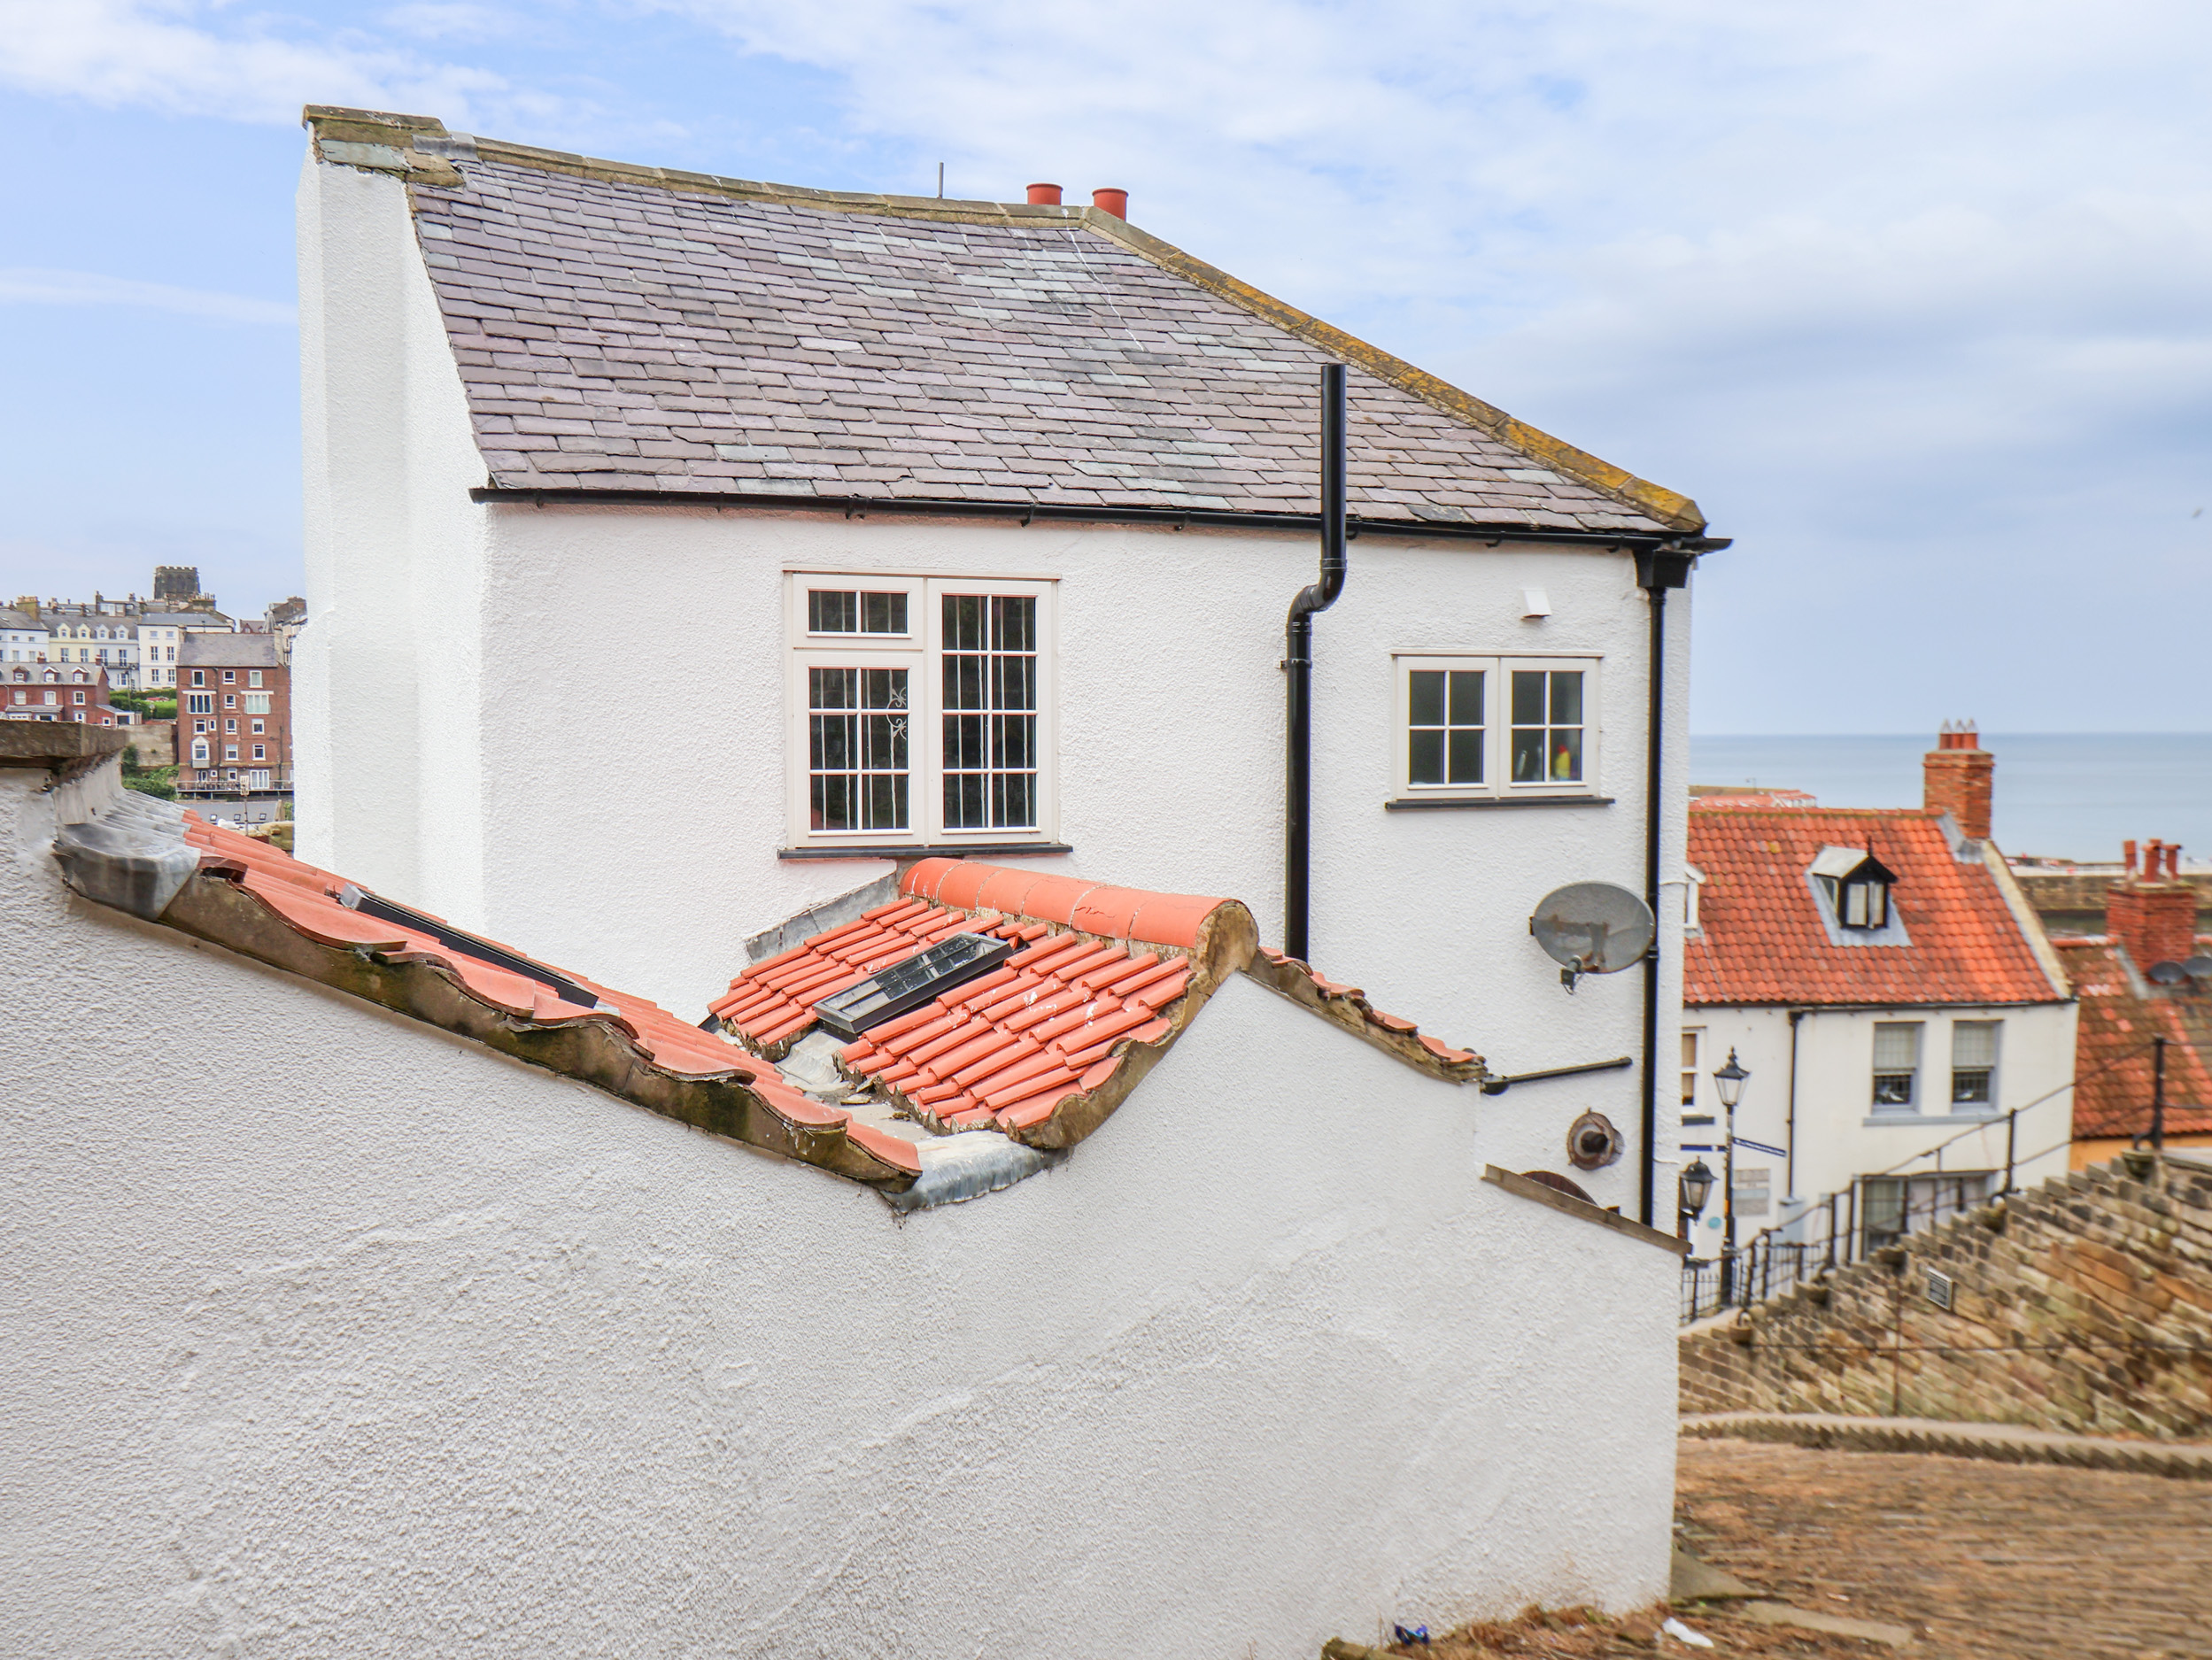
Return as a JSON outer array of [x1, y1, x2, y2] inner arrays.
[[1923, 720, 1993, 841], [2108, 838, 2199, 969]]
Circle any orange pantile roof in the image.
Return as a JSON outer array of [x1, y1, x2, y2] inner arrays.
[[1684, 807, 2064, 1008], [712, 859, 1259, 1148], [2053, 935, 2212, 1140], [169, 812, 920, 1184]]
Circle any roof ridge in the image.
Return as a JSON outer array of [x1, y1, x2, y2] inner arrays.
[[300, 105, 1707, 536]]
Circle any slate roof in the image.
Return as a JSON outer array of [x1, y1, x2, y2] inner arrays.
[[2054, 935, 2212, 1141], [305, 107, 1709, 537], [1685, 807, 2067, 1008], [179, 635, 278, 668]]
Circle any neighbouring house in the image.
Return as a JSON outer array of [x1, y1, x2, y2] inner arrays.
[[3, 728, 1684, 1653], [1, 606, 50, 664], [177, 634, 290, 794], [2055, 839, 2212, 1166], [295, 105, 1726, 1249], [2, 662, 135, 728], [1682, 725, 2077, 1255]]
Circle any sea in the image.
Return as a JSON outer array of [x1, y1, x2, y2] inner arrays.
[[1689, 734, 2212, 866]]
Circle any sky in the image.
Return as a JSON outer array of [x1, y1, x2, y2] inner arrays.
[[3, 0, 2208, 732]]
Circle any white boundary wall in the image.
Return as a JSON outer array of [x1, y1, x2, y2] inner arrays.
[[4, 769, 1677, 1658]]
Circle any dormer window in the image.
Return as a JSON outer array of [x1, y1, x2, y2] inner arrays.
[[1809, 845, 1897, 930]]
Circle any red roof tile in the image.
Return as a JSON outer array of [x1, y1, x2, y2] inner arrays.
[[2054, 935, 2212, 1140], [714, 861, 1258, 1148], [1245, 947, 1487, 1082], [168, 813, 919, 1183], [1684, 807, 2064, 1008]]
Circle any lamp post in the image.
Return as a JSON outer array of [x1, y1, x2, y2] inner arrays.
[[1678, 1156, 1714, 1244], [1711, 1048, 1749, 1300]]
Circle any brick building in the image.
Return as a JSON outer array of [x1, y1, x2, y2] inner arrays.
[[177, 635, 290, 792], [2053, 838, 2212, 1165], [2, 661, 135, 728]]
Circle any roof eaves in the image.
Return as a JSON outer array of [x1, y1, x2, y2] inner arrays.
[[299, 104, 1711, 537]]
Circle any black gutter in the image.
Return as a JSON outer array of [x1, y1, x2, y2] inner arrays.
[[1634, 545, 1696, 1227], [336, 884, 601, 1009], [1283, 364, 1348, 961], [468, 483, 1731, 553]]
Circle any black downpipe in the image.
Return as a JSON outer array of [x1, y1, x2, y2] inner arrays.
[[1285, 363, 1349, 961], [1635, 546, 1694, 1225]]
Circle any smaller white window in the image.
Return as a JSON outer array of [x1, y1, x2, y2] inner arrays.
[[1392, 654, 1600, 800], [1872, 1022, 1922, 1111], [1681, 1028, 1702, 1108], [224, 745, 238, 761], [1952, 1021, 1999, 1107], [248, 669, 263, 688]]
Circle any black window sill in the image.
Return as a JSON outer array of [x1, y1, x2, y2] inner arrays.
[[1385, 794, 1615, 811], [778, 841, 1074, 861]]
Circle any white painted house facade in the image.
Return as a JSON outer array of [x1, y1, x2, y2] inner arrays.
[[296, 106, 1725, 1230]]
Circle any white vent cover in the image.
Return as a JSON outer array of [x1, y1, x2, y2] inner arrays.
[[1925, 1269, 1955, 1311]]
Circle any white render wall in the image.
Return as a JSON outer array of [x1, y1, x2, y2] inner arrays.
[[3, 771, 1678, 1658], [297, 156, 1696, 1224], [1683, 1000, 2077, 1240]]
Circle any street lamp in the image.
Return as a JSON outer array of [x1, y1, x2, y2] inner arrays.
[[1713, 1048, 1749, 1110], [1712, 1047, 1751, 1277], [1678, 1156, 1714, 1241]]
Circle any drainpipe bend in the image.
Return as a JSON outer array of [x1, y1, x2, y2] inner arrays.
[[1284, 362, 1348, 962]]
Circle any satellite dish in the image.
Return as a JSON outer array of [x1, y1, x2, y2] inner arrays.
[[2185, 955, 2212, 981], [1530, 882, 1655, 992], [2148, 961, 2189, 985]]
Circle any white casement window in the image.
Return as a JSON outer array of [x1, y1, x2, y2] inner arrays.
[[785, 574, 1056, 849], [251, 745, 267, 761], [1681, 1028, 1702, 1108], [249, 670, 263, 688], [1393, 654, 1600, 799], [190, 740, 208, 764], [1951, 1021, 2000, 1107], [244, 693, 270, 714], [251, 720, 265, 734], [223, 745, 238, 761], [1872, 1021, 1922, 1111]]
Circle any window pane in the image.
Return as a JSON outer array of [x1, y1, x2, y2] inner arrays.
[[1409, 729, 1443, 784], [942, 593, 1039, 829], [1408, 670, 1443, 727], [1952, 1069, 1992, 1105], [861, 592, 908, 633], [808, 591, 859, 633], [1447, 669, 1483, 725], [1511, 670, 1545, 725], [1511, 728, 1544, 783], [809, 665, 908, 831], [1548, 671, 1582, 723], [1844, 883, 1868, 926], [1873, 1023, 1921, 1069], [1549, 729, 1582, 782], [1448, 729, 1482, 784], [1872, 1072, 1915, 1107], [1952, 1022, 1998, 1068]]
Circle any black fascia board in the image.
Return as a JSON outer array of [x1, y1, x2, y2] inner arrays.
[[468, 485, 1731, 553]]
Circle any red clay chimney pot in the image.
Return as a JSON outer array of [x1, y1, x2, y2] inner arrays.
[[1091, 187, 1128, 220], [1026, 183, 1063, 206]]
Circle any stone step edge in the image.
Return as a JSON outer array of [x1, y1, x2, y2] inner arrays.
[[1682, 1411, 2212, 1480]]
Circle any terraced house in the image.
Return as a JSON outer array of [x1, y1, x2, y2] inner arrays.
[[267, 104, 1730, 1648]]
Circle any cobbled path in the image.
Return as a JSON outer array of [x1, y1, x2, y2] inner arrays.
[[1676, 1436, 2212, 1658]]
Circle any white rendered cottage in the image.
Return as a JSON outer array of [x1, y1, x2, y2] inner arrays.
[[4, 727, 1684, 1655], [296, 106, 1727, 1241], [1681, 731, 2077, 1258]]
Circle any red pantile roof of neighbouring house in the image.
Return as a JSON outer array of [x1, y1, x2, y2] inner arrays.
[[1684, 807, 2066, 1008], [711, 860, 1259, 1148], [142, 809, 922, 1185], [301, 108, 1708, 537], [1687, 788, 1817, 810], [2054, 935, 2212, 1141]]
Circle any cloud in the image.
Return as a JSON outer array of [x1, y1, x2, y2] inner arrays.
[[0, 0, 514, 125], [0, 267, 297, 325]]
